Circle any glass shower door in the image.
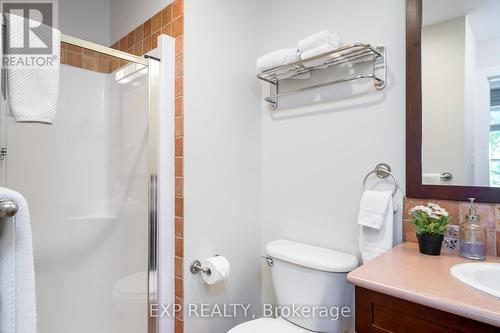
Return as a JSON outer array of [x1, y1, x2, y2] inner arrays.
[[1, 50, 151, 333]]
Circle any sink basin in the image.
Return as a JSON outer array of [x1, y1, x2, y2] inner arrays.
[[450, 263, 500, 299]]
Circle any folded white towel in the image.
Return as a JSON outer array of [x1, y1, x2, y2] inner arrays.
[[5, 13, 61, 124], [358, 191, 394, 263], [257, 48, 300, 72], [298, 30, 341, 53], [0, 187, 36, 333], [358, 190, 392, 229], [300, 44, 354, 70], [300, 44, 336, 68]]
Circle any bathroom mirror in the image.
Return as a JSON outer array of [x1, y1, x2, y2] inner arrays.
[[407, 0, 500, 202], [422, 0, 500, 187]]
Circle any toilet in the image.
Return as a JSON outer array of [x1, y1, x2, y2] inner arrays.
[[229, 239, 359, 333], [112, 272, 147, 333]]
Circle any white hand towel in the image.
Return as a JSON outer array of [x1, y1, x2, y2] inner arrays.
[[0, 187, 36, 333], [298, 30, 341, 53], [5, 13, 61, 124], [257, 48, 300, 72], [358, 191, 394, 263], [358, 190, 392, 229]]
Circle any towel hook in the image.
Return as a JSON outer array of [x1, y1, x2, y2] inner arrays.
[[362, 163, 398, 197]]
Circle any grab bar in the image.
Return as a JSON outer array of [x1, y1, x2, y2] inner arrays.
[[0, 200, 18, 218]]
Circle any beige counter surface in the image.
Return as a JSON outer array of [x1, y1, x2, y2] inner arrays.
[[347, 242, 500, 327]]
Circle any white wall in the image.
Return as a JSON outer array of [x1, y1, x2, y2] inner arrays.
[[183, 0, 263, 332], [110, 0, 172, 44], [59, 0, 111, 45], [259, 0, 405, 251], [477, 37, 500, 69], [260, 0, 405, 305], [422, 17, 466, 184], [184, 0, 405, 330]]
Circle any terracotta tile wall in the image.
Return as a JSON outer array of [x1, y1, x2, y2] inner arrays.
[[403, 197, 499, 257], [111, 1, 184, 332], [60, 42, 124, 73]]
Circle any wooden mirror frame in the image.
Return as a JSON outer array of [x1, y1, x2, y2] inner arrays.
[[406, 0, 500, 203]]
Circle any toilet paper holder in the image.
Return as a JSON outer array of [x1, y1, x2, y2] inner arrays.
[[190, 255, 221, 276], [190, 260, 212, 276]]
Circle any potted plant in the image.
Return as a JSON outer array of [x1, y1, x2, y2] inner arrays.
[[409, 203, 451, 255]]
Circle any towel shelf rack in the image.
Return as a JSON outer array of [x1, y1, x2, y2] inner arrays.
[[0, 200, 18, 218], [257, 43, 387, 110]]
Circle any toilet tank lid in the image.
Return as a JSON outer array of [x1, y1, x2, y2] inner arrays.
[[266, 240, 359, 273]]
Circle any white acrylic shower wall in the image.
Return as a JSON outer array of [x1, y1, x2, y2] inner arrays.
[[3, 65, 150, 333]]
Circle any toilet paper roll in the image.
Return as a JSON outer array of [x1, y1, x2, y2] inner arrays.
[[199, 256, 230, 285]]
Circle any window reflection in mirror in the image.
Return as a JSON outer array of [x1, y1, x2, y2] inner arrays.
[[490, 78, 500, 186], [421, 0, 500, 187]]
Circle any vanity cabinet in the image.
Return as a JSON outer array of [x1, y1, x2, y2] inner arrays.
[[355, 287, 499, 333]]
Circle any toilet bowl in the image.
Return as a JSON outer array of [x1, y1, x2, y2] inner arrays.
[[112, 271, 147, 333], [112, 271, 147, 316], [229, 240, 359, 333], [228, 317, 307, 333]]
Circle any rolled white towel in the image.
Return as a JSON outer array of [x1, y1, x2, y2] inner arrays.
[[300, 44, 353, 69], [301, 44, 336, 68], [298, 30, 341, 53], [257, 48, 300, 72]]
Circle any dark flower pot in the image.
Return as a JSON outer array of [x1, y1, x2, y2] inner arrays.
[[416, 234, 443, 256]]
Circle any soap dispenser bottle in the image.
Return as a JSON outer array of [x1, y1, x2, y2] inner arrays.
[[459, 198, 486, 260]]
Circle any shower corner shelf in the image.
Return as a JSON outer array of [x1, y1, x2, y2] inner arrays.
[[257, 43, 387, 110]]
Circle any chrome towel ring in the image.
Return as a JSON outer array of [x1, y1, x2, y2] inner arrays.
[[362, 163, 398, 197]]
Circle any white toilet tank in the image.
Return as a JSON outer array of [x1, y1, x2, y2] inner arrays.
[[266, 240, 359, 333]]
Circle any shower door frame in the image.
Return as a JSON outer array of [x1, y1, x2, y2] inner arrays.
[[147, 56, 160, 333], [54, 35, 161, 333]]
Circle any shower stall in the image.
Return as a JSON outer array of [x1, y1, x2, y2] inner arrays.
[[0, 32, 174, 333]]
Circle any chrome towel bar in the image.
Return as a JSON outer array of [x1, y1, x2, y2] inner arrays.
[[362, 163, 398, 197], [0, 200, 18, 218]]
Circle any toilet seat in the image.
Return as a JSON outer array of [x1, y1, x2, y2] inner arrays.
[[228, 317, 308, 333]]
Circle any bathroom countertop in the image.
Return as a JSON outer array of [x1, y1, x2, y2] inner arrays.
[[347, 242, 500, 327]]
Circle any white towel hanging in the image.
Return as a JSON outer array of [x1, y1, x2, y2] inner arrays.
[[5, 13, 61, 124], [358, 190, 395, 263], [0, 188, 37, 333]]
